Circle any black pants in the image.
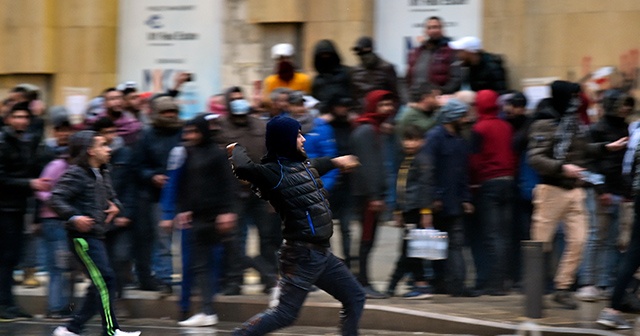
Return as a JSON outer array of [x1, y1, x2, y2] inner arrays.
[[433, 214, 466, 292], [611, 196, 640, 311], [0, 212, 25, 307], [388, 210, 427, 291]]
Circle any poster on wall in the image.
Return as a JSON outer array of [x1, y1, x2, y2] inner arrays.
[[374, 0, 482, 76], [117, 0, 223, 120]]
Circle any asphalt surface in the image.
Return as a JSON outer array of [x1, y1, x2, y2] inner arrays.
[[0, 319, 476, 336]]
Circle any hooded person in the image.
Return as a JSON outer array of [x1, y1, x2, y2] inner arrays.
[[527, 80, 628, 310], [159, 113, 238, 327], [348, 90, 395, 298], [311, 39, 352, 107], [469, 90, 516, 295], [229, 116, 365, 335]]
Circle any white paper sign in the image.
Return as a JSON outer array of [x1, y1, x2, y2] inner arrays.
[[117, 0, 224, 119], [374, 0, 483, 76]]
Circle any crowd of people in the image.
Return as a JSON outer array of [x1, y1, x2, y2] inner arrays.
[[1, 15, 640, 335]]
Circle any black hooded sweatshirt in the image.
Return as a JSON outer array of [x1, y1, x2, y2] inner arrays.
[[312, 40, 352, 105]]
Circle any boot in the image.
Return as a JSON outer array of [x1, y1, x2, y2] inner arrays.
[[22, 268, 40, 288]]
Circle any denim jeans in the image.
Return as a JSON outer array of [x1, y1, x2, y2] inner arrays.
[[580, 192, 622, 288], [478, 178, 515, 291], [150, 202, 173, 284], [611, 195, 640, 311], [67, 237, 120, 336], [180, 228, 223, 313], [232, 243, 366, 336], [42, 218, 73, 312], [0, 211, 25, 307]]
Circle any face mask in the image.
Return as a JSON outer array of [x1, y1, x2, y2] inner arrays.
[[277, 61, 295, 82], [358, 52, 377, 68]]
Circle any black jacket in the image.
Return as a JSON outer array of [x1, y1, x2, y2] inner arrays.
[[50, 165, 121, 239], [0, 126, 43, 212], [590, 115, 629, 196], [231, 145, 335, 246], [312, 40, 352, 105], [396, 151, 433, 212], [351, 54, 398, 109], [132, 125, 182, 201], [468, 52, 507, 93], [108, 137, 136, 223]]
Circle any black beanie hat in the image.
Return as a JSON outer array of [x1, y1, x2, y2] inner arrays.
[[265, 116, 302, 161]]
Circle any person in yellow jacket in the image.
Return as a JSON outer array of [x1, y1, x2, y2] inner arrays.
[[263, 43, 311, 101]]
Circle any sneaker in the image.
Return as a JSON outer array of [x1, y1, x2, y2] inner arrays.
[[160, 284, 173, 296], [596, 308, 632, 330], [575, 285, 600, 302], [220, 284, 241, 296], [52, 326, 80, 336], [113, 329, 141, 336], [402, 286, 433, 300], [553, 290, 578, 309], [178, 313, 218, 327], [0, 306, 17, 322], [362, 285, 389, 299], [6, 305, 32, 319], [620, 291, 640, 313]]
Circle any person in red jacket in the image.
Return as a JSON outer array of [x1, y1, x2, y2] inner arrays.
[[469, 90, 516, 295]]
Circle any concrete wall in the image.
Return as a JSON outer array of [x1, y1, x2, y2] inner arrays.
[[3, 0, 640, 105], [483, 0, 640, 90], [0, 0, 118, 104]]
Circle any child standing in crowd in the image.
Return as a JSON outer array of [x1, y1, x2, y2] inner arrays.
[[50, 131, 140, 336], [386, 125, 433, 299]]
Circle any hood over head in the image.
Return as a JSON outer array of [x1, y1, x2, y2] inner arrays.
[[313, 39, 342, 74], [475, 90, 500, 118], [185, 113, 213, 146], [550, 80, 581, 115], [363, 90, 394, 114], [264, 116, 304, 162]]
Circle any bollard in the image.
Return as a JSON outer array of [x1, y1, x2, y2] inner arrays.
[[522, 240, 544, 319]]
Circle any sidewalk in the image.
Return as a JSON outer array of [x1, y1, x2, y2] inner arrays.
[[13, 224, 637, 335]]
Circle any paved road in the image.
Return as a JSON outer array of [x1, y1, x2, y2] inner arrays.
[[0, 319, 478, 336]]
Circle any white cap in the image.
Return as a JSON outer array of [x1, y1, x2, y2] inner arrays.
[[448, 36, 482, 52], [271, 43, 294, 59]]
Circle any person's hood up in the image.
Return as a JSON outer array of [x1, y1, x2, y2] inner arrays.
[[550, 80, 581, 115], [475, 90, 500, 119], [313, 39, 342, 74], [185, 114, 213, 147], [69, 130, 97, 168], [363, 90, 394, 114], [264, 116, 304, 162]]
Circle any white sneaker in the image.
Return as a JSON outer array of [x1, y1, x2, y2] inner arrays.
[[52, 326, 80, 336], [113, 329, 141, 336], [178, 313, 218, 327], [575, 285, 601, 302]]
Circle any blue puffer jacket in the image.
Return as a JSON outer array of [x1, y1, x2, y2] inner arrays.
[[304, 117, 338, 191]]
